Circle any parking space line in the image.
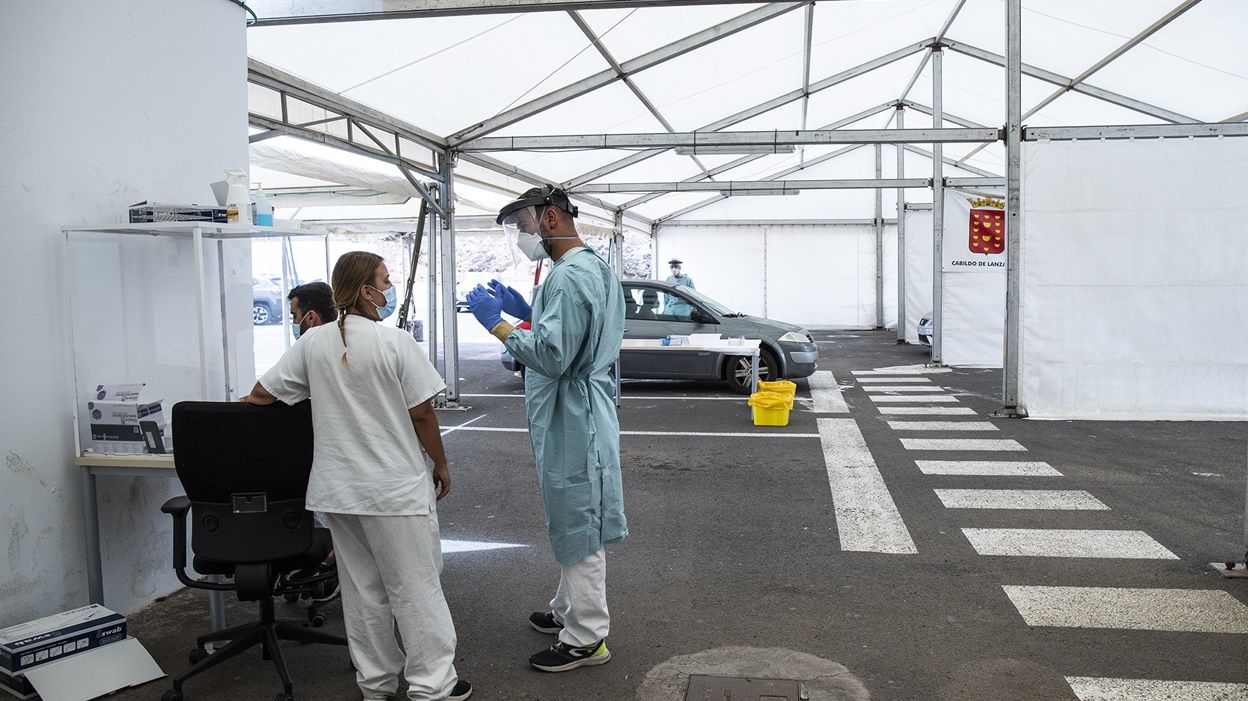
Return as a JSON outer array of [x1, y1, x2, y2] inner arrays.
[[869, 395, 959, 403], [935, 489, 1109, 510], [917, 460, 1063, 477], [819, 418, 917, 554], [440, 414, 488, 436], [901, 438, 1027, 451], [460, 393, 749, 402], [887, 421, 998, 432], [1065, 677, 1248, 700], [964, 529, 1178, 559], [878, 406, 978, 415], [808, 371, 849, 414], [1002, 586, 1248, 632], [443, 426, 820, 438]]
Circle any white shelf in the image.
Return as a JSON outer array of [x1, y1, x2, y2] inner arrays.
[[62, 221, 326, 240]]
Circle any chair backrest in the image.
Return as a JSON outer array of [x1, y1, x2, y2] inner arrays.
[[172, 400, 315, 564]]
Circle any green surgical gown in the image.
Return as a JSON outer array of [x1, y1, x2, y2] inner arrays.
[[503, 247, 628, 566]]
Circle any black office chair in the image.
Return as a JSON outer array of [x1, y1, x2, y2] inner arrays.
[[159, 400, 347, 701]]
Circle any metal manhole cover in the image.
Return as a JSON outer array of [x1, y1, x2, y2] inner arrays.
[[684, 675, 806, 701]]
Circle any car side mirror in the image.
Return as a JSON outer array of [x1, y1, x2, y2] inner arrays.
[[691, 309, 713, 324]]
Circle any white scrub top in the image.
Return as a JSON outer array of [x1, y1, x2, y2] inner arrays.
[[260, 314, 446, 516]]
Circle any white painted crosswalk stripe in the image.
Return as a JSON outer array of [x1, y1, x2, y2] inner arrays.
[[917, 460, 1062, 477], [1003, 586, 1248, 633], [818, 418, 917, 555], [869, 395, 959, 403], [878, 406, 978, 415], [901, 438, 1027, 451], [936, 489, 1108, 510], [1066, 677, 1248, 700], [856, 377, 932, 384], [964, 529, 1177, 559], [888, 421, 998, 432], [854, 366, 952, 375], [807, 371, 849, 414], [864, 386, 948, 393]]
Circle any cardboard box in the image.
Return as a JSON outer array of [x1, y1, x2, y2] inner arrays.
[[84, 385, 165, 454], [0, 605, 128, 698]]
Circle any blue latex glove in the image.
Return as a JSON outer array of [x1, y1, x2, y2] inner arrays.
[[466, 284, 503, 331], [488, 279, 532, 321]]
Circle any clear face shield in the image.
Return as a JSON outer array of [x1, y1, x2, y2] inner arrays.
[[501, 205, 549, 264]]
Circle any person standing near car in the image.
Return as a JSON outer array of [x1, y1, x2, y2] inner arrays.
[[466, 185, 627, 673], [663, 259, 695, 319], [664, 259, 695, 291], [243, 251, 472, 701]]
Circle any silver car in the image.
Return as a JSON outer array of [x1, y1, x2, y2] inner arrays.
[[503, 280, 819, 394]]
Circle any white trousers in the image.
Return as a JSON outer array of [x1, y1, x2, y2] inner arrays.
[[549, 548, 610, 647], [323, 513, 458, 701]]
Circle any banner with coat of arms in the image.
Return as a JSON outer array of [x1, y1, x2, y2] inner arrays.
[[943, 195, 1007, 272], [938, 191, 1007, 368]]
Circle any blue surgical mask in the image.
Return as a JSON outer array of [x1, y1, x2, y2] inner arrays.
[[372, 285, 397, 319], [292, 311, 308, 340]]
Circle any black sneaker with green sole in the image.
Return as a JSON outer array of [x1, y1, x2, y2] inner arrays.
[[529, 639, 611, 673]]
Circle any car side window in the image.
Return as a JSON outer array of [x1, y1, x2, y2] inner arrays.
[[624, 285, 697, 322]]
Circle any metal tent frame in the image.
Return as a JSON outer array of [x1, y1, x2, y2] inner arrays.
[[243, 0, 1247, 413]]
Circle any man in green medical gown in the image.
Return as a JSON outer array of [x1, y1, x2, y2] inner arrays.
[[466, 185, 627, 674]]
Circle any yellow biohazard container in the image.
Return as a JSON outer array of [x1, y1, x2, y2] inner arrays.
[[748, 388, 794, 427], [757, 380, 797, 401]]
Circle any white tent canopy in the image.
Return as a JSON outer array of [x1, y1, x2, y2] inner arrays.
[[244, 0, 1247, 223]]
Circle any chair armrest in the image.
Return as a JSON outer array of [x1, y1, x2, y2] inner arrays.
[[160, 495, 195, 587], [161, 495, 190, 517], [160, 496, 236, 592]]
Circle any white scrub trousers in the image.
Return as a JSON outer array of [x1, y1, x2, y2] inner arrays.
[[323, 513, 459, 700], [550, 548, 610, 647]]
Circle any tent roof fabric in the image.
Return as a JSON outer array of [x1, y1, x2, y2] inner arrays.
[[245, 0, 1248, 225]]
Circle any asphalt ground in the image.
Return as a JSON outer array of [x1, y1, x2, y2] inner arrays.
[[113, 331, 1247, 700]]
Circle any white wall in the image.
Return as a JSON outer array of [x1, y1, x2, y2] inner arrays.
[[0, 0, 247, 624], [654, 223, 896, 329], [902, 207, 933, 343], [1020, 139, 1248, 419]]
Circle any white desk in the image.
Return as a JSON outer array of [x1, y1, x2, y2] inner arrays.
[[78, 453, 226, 631]]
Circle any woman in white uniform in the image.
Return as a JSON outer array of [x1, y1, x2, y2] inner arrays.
[[243, 251, 471, 701]]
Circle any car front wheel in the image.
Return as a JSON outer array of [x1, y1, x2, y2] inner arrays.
[[253, 303, 273, 325], [725, 348, 778, 395]]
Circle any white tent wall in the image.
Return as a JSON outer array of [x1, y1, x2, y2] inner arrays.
[[654, 222, 897, 330], [0, 0, 248, 624], [1019, 138, 1248, 420], [902, 206, 934, 343]]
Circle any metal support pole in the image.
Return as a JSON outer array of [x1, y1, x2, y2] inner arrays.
[[438, 153, 460, 406], [82, 469, 102, 604], [612, 210, 624, 408], [1001, 0, 1024, 414], [874, 143, 884, 329], [217, 240, 233, 400], [896, 106, 907, 343], [427, 207, 440, 371], [931, 46, 945, 366]]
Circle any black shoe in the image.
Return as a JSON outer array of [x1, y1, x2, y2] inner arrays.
[[528, 611, 564, 634], [446, 679, 472, 700], [529, 640, 611, 673], [310, 571, 340, 603]]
